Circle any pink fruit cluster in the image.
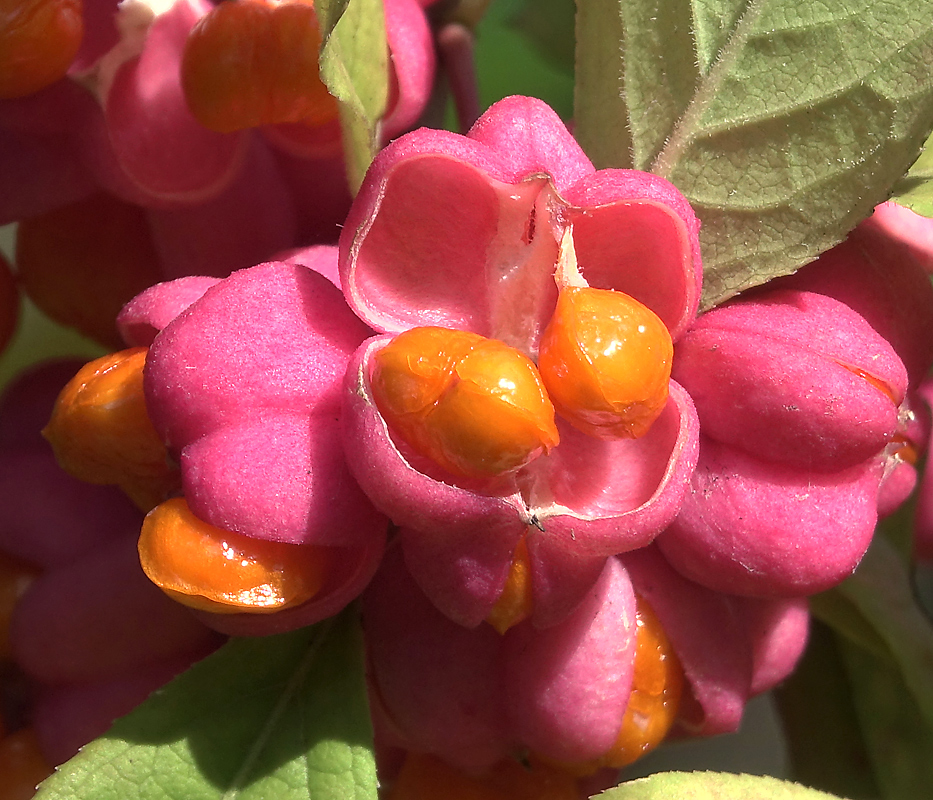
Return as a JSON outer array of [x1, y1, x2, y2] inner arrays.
[[2, 0, 932, 786], [0, 0, 436, 347], [113, 97, 933, 775], [0, 361, 224, 778]]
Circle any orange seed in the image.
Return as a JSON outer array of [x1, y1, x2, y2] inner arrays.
[[139, 497, 330, 614], [372, 327, 559, 479], [42, 348, 178, 511], [181, 0, 339, 133], [538, 287, 672, 439]]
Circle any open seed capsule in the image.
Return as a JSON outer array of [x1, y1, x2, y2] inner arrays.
[[371, 327, 559, 479], [538, 287, 673, 439]]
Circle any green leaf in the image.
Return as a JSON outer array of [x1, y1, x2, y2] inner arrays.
[[598, 772, 848, 799], [35, 608, 376, 800], [509, 0, 576, 78], [316, 0, 388, 192], [838, 636, 933, 800], [826, 537, 933, 732], [474, 0, 574, 120], [774, 621, 879, 800], [890, 129, 933, 217], [574, 0, 933, 309]]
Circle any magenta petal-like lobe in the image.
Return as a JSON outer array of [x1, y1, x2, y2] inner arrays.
[[503, 557, 636, 762], [659, 438, 881, 597], [146, 261, 371, 451], [181, 411, 383, 546], [117, 276, 221, 346], [561, 170, 702, 339], [103, 0, 247, 203], [363, 546, 511, 770], [539, 382, 699, 555], [673, 290, 905, 472], [624, 547, 752, 737]]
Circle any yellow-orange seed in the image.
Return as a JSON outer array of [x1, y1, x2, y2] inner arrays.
[[486, 535, 533, 634], [538, 287, 672, 439], [139, 497, 329, 614], [598, 597, 684, 768], [538, 596, 684, 777], [372, 327, 559, 479], [42, 348, 179, 511], [0, 728, 53, 800], [181, 0, 339, 133]]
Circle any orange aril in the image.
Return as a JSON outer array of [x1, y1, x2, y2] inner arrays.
[[0, 0, 82, 98], [0, 728, 53, 800], [181, 0, 339, 134], [539, 596, 683, 776], [43, 348, 178, 511], [598, 597, 684, 768], [538, 287, 672, 439], [486, 535, 532, 634], [387, 752, 579, 800], [372, 327, 559, 479], [139, 497, 330, 614]]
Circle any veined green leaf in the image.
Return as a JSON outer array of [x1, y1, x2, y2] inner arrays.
[[891, 129, 933, 217], [35, 608, 376, 800], [575, 0, 933, 309], [598, 771, 847, 799], [316, 0, 388, 192]]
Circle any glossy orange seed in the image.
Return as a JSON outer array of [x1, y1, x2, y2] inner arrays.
[[0, 728, 53, 800], [372, 327, 560, 479], [0, 0, 82, 99], [42, 348, 178, 511], [538, 287, 673, 439], [599, 597, 684, 769], [139, 497, 330, 614], [181, 0, 339, 134], [486, 535, 533, 634], [387, 752, 579, 800]]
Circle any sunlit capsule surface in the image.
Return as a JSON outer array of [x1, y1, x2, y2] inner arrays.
[[543, 596, 684, 777], [139, 497, 329, 614], [0, 0, 82, 98], [181, 0, 339, 133], [372, 327, 560, 479], [538, 287, 673, 439]]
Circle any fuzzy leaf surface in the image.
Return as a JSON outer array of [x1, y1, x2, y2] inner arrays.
[[599, 771, 847, 799], [575, 0, 933, 308], [891, 131, 933, 217], [34, 609, 376, 800]]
